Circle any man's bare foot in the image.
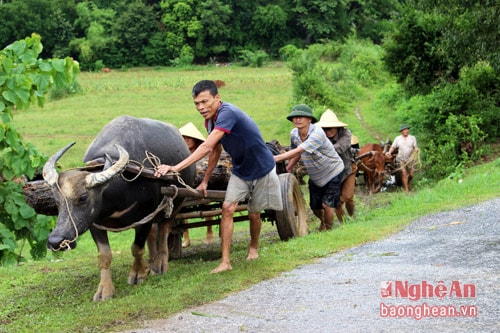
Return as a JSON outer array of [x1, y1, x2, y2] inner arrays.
[[246, 247, 259, 261], [182, 239, 190, 248], [210, 262, 232, 274], [203, 232, 214, 245]]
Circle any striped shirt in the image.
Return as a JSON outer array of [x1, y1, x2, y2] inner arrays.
[[290, 124, 344, 187]]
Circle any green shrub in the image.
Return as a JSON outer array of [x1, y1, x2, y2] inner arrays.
[[170, 45, 195, 67], [400, 68, 495, 179], [286, 39, 387, 113], [238, 50, 268, 67]]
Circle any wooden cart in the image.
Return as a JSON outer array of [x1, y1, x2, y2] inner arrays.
[[161, 171, 308, 258]]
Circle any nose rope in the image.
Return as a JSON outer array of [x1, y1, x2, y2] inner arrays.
[[53, 181, 79, 251]]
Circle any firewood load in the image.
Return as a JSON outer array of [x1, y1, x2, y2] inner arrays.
[[22, 152, 232, 216]]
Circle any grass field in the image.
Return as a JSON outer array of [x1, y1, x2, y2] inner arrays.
[[1, 65, 499, 333], [15, 64, 294, 168]]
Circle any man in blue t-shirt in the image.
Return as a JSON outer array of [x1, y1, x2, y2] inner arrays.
[[155, 80, 282, 273]]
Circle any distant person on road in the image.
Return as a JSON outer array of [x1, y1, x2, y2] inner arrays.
[[178, 122, 214, 248], [274, 104, 344, 231], [316, 110, 357, 221], [385, 124, 419, 192], [155, 80, 282, 273]]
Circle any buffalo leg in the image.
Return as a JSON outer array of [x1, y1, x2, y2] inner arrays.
[[128, 224, 151, 285], [147, 224, 158, 263], [149, 222, 172, 275], [374, 173, 384, 193], [368, 173, 375, 195], [90, 227, 115, 301]]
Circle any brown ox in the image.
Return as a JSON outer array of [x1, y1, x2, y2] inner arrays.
[[356, 143, 386, 194]]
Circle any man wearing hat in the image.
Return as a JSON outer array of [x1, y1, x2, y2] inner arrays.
[[316, 109, 357, 221], [178, 122, 214, 248], [385, 124, 419, 192], [155, 80, 282, 273], [274, 104, 344, 231]]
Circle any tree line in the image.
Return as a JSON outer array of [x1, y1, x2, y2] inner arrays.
[[0, 0, 400, 70]]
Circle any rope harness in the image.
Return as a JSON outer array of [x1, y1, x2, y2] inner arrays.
[[51, 151, 197, 250], [355, 149, 422, 181], [355, 150, 385, 175], [386, 149, 422, 174]]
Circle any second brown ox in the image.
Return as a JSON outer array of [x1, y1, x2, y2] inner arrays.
[[356, 143, 386, 194]]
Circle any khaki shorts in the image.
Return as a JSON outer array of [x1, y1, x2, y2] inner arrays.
[[225, 167, 283, 213], [396, 158, 415, 173]]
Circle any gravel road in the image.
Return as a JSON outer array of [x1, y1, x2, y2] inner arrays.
[[124, 197, 499, 333]]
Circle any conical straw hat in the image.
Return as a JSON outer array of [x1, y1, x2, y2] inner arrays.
[[316, 109, 348, 128], [178, 122, 206, 142], [351, 135, 359, 145]]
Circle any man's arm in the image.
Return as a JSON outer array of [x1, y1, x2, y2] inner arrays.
[[197, 141, 222, 195], [155, 129, 225, 177], [285, 155, 302, 173], [274, 146, 304, 163], [386, 137, 398, 156]]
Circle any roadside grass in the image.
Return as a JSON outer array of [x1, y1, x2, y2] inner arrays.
[[1, 66, 499, 332]]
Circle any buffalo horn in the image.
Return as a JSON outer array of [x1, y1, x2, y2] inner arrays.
[[86, 145, 129, 188], [43, 142, 76, 186]]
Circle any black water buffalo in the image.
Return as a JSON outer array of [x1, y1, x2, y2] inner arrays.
[[43, 116, 195, 301]]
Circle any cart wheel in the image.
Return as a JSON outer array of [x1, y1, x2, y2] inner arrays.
[[168, 232, 182, 260], [275, 173, 308, 241]]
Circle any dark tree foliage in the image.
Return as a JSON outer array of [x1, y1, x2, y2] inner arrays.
[[291, 0, 351, 43], [249, 5, 290, 56], [348, 0, 401, 44], [382, 8, 450, 95], [1, 0, 403, 68], [108, 0, 159, 67], [384, 0, 500, 94], [0, 0, 74, 58]]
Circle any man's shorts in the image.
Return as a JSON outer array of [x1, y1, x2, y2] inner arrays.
[[225, 167, 283, 213], [309, 172, 343, 210], [396, 158, 415, 173]]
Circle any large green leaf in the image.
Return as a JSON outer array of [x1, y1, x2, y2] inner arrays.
[[51, 59, 66, 72], [19, 203, 35, 219], [38, 61, 53, 72], [8, 40, 26, 56], [0, 74, 7, 85], [15, 88, 30, 104], [2, 90, 17, 103]]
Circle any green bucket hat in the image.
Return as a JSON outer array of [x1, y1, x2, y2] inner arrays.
[[399, 124, 410, 132], [287, 104, 317, 123]]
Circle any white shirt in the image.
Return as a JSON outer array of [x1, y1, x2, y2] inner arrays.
[[391, 135, 417, 161]]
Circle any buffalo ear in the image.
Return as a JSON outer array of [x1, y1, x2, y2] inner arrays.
[[104, 154, 113, 170]]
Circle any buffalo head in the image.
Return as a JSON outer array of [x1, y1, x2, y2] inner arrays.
[[43, 143, 129, 250]]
